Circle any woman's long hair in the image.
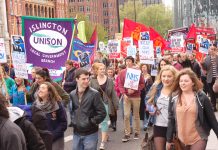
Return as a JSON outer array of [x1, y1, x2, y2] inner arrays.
[[37, 82, 61, 104], [171, 68, 203, 105], [147, 65, 177, 104], [0, 93, 9, 118]]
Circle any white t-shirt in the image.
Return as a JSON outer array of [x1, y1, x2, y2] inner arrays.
[[155, 93, 169, 127]]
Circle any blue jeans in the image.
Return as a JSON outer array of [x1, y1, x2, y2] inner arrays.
[[73, 132, 98, 150]]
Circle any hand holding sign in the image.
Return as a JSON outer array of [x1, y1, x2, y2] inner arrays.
[[124, 68, 141, 90]]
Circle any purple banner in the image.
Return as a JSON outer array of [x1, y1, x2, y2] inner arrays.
[[22, 16, 74, 81]]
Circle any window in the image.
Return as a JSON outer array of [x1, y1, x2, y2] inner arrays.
[[86, 6, 90, 12], [79, 6, 84, 12], [104, 19, 108, 25], [103, 11, 108, 16]]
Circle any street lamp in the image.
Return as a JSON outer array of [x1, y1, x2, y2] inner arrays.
[[134, 0, 136, 22]]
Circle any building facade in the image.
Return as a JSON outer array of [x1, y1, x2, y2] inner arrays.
[[69, 0, 119, 39], [119, 0, 162, 6], [174, 0, 218, 32], [6, 0, 68, 37]]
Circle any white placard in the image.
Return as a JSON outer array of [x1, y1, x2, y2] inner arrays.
[[138, 40, 154, 64], [127, 45, 137, 58], [140, 31, 150, 40], [124, 68, 141, 90], [12, 53, 28, 79], [197, 35, 210, 54], [0, 38, 7, 63], [123, 37, 133, 46]]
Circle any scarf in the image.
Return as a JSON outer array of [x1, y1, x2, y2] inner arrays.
[[35, 99, 59, 113]]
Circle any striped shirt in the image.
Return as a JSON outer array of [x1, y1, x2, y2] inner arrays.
[[211, 56, 217, 78]]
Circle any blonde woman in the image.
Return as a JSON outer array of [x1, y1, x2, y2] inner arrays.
[[145, 65, 177, 150], [90, 63, 118, 150]]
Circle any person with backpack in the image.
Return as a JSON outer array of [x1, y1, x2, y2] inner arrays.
[[0, 93, 27, 150]]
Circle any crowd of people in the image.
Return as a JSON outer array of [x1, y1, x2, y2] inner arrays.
[[0, 44, 218, 150]]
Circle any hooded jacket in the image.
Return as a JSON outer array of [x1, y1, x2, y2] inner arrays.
[[8, 107, 46, 150]]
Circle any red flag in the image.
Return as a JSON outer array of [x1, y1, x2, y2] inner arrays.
[[149, 27, 167, 55], [89, 26, 98, 64], [122, 18, 149, 46], [186, 24, 197, 40]]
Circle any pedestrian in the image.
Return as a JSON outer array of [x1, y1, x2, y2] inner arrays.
[[62, 60, 77, 127], [31, 66, 42, 85], [119, 56, 145, 142], [7, 106, 46, 150], [70, 68, 106, 150], [201, 45, 218, 111], [33, 82, 67, 150], [166, 68, 218, 150], [28, 68, 69, 105], [90, 63, 118, 149], [146, 65, 177, 150], [139, 64, 153, 131], [0, 66, 15, 101], [10, 77, 30, 106], [0, 93, 27, 150]]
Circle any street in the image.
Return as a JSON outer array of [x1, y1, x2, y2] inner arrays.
[[64, 110, 218, 150]]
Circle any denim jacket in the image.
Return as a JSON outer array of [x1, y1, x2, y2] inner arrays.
[[144, 83, 163, 123]]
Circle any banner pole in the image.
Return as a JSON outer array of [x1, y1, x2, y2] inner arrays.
[[67, 15, 78, 60]]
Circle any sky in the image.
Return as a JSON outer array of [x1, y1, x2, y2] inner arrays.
[[162, 0, 173, 9]]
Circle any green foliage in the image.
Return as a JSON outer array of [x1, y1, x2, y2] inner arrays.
[[120, 2, 173, 37], [76, 13, 108, 42]]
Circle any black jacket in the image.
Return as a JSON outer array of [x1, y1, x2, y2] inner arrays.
[[167, 91, 218, 142], [32, 104, 53, 150], [70, 87, 106, 136], [62, 67, 77, 93]]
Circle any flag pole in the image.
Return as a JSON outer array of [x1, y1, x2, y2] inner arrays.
[[67, 15, 77, 60]]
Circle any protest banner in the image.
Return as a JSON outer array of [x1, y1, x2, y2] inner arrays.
[[197, 35, 210, 54], [0, 38, 7, 63], [123, 37, 133, 46], [124, 68, 141, 90], [108, 40, 121, 59], [151, 59, 158, 76], [168, 27, 189, 53], [12, 53, 28, 79], [138, 40, 154, 64], [127, 45, 137, 58], [11, 35, 26, 54], [22, 16, 75, 81], [71, 38, 95, 69]]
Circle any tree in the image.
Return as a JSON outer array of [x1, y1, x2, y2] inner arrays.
[[119, 2, 173, 37], [77, 14, 108, 42]]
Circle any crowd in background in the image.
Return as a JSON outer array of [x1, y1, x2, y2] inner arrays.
[[0, 44, 218, 150]]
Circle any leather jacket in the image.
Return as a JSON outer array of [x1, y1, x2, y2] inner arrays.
[[70, 87, 106, 136], [167, 91, 218, 142]]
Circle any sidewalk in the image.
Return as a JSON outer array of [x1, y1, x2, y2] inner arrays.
[[206, 112, 218, 150]]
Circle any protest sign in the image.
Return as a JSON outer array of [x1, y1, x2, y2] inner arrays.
[[140, 31, 150, 40], [123, 37, 133, 46], [11, 35, 26, 54], [127, 45, 137, 58], [12, 53, 28, 79], [138, 40, 154, 64], [22, 16, 74, 81], [71, 38, 95, 69], [0, 38, 7, 63], [197, 35, 210, 54], [124, 68, 141, 90], [108, 40, 121, 59]]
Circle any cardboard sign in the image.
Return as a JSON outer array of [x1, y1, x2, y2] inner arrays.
[[127, 45, 137, 58], [197, 35, 210, 54], [0, 38, 7, 63], [108, 40, 121, 59], [140, 31, 150, 40], [138, 40, 154, 64], [12, 53, 28, 79], [124, 68, 141, 90]]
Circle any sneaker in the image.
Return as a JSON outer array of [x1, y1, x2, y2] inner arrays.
[[130, 127, 133, 134], [99, 142, 105, 150], [134, 133, 139, 140], [122, 135, 130, 142]]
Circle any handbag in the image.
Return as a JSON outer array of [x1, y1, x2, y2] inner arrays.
[[172, 136, 183, 150], [213, 78, 218, 93], [141, 127, 154, 150]]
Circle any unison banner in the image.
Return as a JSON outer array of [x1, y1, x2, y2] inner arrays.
[[22, 16, 74, 80]]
